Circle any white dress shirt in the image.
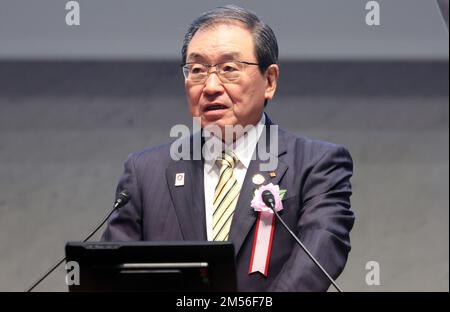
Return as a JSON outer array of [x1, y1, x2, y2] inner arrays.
[[203, 114, 266, 241]]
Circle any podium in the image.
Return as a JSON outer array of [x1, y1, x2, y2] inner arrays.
[[65, 241, 237, 292]]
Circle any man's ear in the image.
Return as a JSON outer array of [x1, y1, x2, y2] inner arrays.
[[264, 64, 279, 101]]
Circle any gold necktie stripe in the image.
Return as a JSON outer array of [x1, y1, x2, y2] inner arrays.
[[213, 182, 239, 225], [213, 171, 234, 205], [213, 195, 239, 241], [212, 152, 240, 241]]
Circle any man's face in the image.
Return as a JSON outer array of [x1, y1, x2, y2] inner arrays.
[[184, 23, 278, 131]]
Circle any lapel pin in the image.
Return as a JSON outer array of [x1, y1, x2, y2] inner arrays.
[[269, 171, 277, 178], [175, 173, 185, 186], [252, 173, 265, 185]]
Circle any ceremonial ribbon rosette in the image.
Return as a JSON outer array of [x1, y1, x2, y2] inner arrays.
[[249, 183, 286, 276]]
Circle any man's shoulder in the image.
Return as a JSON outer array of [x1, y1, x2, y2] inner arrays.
[[126, 133, 198, 167], [127, 142, 175, 167], [278, 127, 351, 160]]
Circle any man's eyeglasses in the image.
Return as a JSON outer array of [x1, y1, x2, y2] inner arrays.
[[181, 61, 259, 84]]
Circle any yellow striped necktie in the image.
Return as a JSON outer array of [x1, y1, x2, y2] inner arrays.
[[212, 152, 240, 241]]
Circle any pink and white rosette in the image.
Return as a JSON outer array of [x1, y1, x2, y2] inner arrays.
[[249, 183, 284, 277]]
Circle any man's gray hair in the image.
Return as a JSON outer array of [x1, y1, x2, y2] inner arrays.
[[181, 5, 278, 74]]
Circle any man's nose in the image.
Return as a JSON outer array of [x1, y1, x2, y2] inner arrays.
[[203, 71, 224, 96]]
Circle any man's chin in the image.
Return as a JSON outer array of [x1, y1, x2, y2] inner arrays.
[[201, 117, 236, 130], [202, 120, 253, 143]]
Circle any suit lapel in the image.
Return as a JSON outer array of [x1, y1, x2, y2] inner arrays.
[[164, 119, 289, 252], [166, 133, 206, 241], [229, 118, 289, 256]]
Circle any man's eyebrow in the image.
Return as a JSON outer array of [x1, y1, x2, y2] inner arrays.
[[186, 52, 243, 63], [186, 53, 205, 62]]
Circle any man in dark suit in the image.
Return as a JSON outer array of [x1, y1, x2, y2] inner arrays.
[[102, 5, 355, 291]]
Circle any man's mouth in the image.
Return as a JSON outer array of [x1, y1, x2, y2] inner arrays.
[[204, 104, 228, 111]]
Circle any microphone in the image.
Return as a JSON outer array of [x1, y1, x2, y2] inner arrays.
[[25, 190, 131, 292], [261, 190, 343, 292], [113, 190, 131, 210]]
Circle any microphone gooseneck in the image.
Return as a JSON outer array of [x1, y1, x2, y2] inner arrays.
[[261, 190, 343, 292], [25, 190, 131, 292]]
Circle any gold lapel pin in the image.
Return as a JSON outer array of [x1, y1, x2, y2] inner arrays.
[[269, 171, 277, 178]]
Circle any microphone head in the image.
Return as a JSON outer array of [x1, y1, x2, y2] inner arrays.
[[262, 190, 275, 209], [115, 189, 131, 209]]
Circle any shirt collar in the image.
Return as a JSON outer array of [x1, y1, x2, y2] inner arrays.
[[203, 114, 266, 173]]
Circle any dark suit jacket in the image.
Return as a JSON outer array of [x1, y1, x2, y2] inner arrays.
[[101, 117, 355, 291]]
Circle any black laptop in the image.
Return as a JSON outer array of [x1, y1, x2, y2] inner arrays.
[[65, 241, 237, 292]]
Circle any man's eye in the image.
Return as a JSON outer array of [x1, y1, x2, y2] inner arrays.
[[191, 67, 204, 74], [222, 64, 239, 72]]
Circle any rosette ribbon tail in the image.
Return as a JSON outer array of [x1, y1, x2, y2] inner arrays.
[[248, 211, 276, 277]]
